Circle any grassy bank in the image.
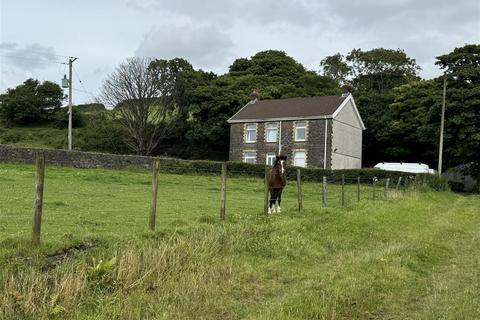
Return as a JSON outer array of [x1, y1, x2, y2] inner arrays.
[[0, 163, 479, 319]]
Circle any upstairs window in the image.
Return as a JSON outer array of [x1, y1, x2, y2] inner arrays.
[[266, 153, 276, 166], [294, 121, 307, 141], [265, 122, 279, 142], [293, 151, 306, 167], [244, 123, 257, 143], [243, 151, 256, 164]]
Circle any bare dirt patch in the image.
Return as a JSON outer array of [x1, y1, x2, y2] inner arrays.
[[43, 238, 98, 271]]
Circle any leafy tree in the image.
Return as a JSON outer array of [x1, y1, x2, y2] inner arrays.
[[320, 48, 422, 165], [186, 50, 339, 157], [346, 48, 421, 92], [435, 44, 480, 180], [387, 80, 442, 164], [0, 79, 64, 125], [384, 44, 480, 184], [148, 58, 216, 149], [320, 53, 350, 84]]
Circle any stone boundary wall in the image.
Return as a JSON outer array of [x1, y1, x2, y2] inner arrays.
[[0, 144, 450, 191], [0, 144, 161, 170]]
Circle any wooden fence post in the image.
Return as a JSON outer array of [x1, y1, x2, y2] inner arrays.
[[357, 176, 361, 201], [322, 176, 327, 208], [341, 174, 345, 206], [264, 167, 270, 214], [384, 178, 390, 200], [219, 163, 227, 220], [396, 176, 402, 190], [297, 169, 303, 212], [32, 152, 45, 245], [149, 159, 160, 231]]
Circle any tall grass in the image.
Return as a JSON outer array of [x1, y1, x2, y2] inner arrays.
[[0, 163, 479, 319]]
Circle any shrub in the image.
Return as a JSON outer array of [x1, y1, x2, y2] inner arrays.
[[0, 79, 64, 125], [51, 108, 85, 129], [151, 158, 449, 191]]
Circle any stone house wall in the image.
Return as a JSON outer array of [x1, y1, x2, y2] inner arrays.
[[229, 119, 333, 168]]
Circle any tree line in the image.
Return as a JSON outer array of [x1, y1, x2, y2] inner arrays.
[[0, 44, 478, 177]]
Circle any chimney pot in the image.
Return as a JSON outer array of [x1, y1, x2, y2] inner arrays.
[[250, 89, 260, 102], [341, 82, 353, 97]]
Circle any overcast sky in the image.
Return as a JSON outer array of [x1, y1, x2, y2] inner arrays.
[[1, 0, 479, 104]]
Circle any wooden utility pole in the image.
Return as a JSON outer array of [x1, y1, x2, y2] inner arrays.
[[67, 57, 78, 151], [149, 159, 160, 231], [219, 163, 227, 219], [438, 75, 446, 175], [32, 152, 45, 245]]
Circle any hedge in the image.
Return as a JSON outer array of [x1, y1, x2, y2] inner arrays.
[[154, 158, 449, 191]]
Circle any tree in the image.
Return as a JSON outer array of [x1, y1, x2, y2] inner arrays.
[[435, 44, 480, 180], [320, 53, 350, 84], [387, 80, 442, 164], [0, 79, 64, 125], [100, 57, 180, 155], [383, 44, 480, 185], [186, 50, 339, 157], [319, 49, 422, 165], [346, 48, 421, 92]]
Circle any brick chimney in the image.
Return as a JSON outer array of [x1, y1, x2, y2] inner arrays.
[[341, 82, 353, 97], [250, 89, 260, 103]]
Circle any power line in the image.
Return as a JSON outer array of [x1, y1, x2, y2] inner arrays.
[[0, 54, 65, 65], [72, 66, 97, 100]]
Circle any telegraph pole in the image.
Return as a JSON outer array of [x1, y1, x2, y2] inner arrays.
[[67, 57, 78, 151], [438, 74, 446, 176]]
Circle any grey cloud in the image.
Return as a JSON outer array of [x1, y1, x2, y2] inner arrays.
[[128, 0, 324, 27], [135, 24, 235, 70], [0, 42, 60, 70]]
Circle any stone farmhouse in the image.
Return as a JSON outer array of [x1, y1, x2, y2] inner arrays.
[[227, 90, 365, 169]]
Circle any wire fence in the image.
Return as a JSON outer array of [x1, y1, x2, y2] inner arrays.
[[1, 152, 426, 246]]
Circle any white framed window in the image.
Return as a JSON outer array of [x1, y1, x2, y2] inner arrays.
[[294, 121, 307, 141], [266, 153, 276, 166], [243, 151, 257, 164], [265, 122, 279, 142], [244, 123, 257, 143], [293, 150, 306, 167]]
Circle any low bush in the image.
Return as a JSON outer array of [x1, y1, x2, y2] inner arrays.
[[51, 108, 85, 129], [152, 158, 449, 190]]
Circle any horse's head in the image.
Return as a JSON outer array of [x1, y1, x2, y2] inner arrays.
[[275, 155, 287, 177]]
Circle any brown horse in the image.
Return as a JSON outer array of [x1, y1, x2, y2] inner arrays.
[[268, 155, 287, 214]]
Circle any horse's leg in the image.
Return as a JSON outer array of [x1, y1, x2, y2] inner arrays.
[[269, 189, 276, 214], [276, 188, 283, 213], [270, 189, 279, 213]]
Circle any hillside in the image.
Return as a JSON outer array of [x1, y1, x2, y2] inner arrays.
[[0, 163, 479, 319], [0, 111, 131, 155]]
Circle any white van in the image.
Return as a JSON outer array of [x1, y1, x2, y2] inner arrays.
[[374, 162, 436, 174]]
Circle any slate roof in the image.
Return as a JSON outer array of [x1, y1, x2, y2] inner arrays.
[[227, 95, 347, 123]]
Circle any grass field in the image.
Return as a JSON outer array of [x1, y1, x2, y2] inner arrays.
[[1, 163, 479, 319]]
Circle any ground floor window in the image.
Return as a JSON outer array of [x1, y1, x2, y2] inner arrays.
[[293, 150, 306, 167], [243, 151, 257, 164], [266, 153, 276, 166]]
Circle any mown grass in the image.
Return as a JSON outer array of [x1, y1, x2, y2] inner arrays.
[[0, 163, 479, 319]]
